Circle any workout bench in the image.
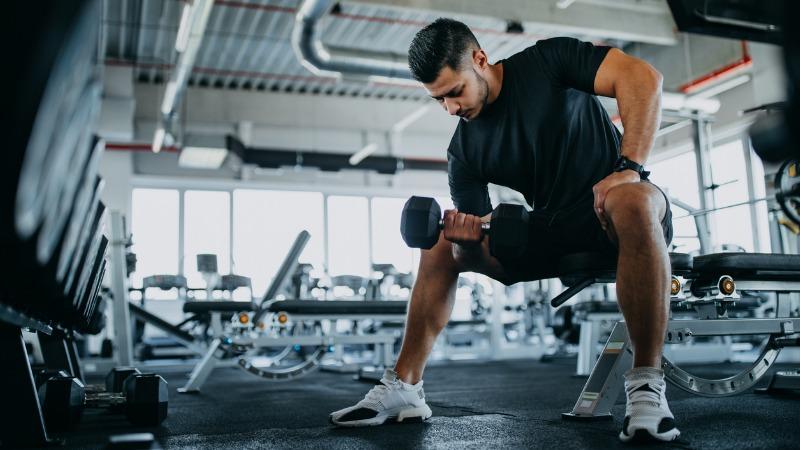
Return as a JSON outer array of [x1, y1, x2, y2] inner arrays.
[[546, 251, 800, 420]]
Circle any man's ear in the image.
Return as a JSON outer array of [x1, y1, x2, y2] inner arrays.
[[472, 49, 487, 69]]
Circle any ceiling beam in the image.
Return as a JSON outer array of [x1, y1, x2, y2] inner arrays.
[[347, 0, 678, 45]]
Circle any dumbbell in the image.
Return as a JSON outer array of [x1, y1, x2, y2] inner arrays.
[[38, 369, 169, 431], [400, 196, 529, 260]]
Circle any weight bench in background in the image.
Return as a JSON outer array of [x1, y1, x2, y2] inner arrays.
[[177, 230, 310, 392], [177, 231, 408, 393], [178, 298, 407, 392], [559, 252, 800, 420]]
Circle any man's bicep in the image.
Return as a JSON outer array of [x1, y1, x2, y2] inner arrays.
[[536, 37, 612, 94], [593, 48, 660, 98]]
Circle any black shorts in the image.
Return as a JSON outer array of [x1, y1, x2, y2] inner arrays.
[[498, 181, 673, 284]]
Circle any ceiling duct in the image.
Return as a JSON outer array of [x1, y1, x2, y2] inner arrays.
[[291, 0, 414, 80], [226, 136, 446, 173], [152, 0, 214, 153]]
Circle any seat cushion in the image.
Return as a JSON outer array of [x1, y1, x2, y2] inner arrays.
[[558, 252, 692, 275], [267, 300, 408, 315], [692, 253, 800, 273], [183, 301, 254, 314]]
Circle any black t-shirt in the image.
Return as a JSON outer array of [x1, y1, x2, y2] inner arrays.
[[448, 37, 622, 216]]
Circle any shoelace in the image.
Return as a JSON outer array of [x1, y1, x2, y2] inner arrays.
[[360, 383, 392, 409], [365, 384, 390, 402], [626, 382, 663, 409]]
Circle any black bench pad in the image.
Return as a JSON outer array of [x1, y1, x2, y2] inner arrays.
[[693, 253, 800, 273], [183, 301, 255, 314], [558, 252, 693, 275], [268, 300, 408, 315]]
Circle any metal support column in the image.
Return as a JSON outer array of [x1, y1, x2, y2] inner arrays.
[[109, 210, 134, 366], [692, 116, 716, 253]]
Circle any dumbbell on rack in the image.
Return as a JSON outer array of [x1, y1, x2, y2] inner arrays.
[[400, 196, 529, 260], [37, 367, 168, 431]]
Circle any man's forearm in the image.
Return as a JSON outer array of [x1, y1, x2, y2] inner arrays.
[[616, 63, 663, 165], [451, 242, 483, 267]]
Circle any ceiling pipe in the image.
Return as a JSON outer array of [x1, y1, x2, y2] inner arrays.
[[152, 0, 214, 152], [226, 135, 447, 173], [291, 0, 414, 81]]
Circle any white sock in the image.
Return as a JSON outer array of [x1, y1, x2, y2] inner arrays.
[[625, 367, 664, 382]]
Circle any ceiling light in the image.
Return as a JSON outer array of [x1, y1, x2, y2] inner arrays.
[[349, 143, 378, 166], [175, 3, 193, 53], [152, 126, 166, 153], [179, 146, 229, 169]]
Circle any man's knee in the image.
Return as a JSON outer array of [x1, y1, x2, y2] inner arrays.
[[605, 184, 664, 229]]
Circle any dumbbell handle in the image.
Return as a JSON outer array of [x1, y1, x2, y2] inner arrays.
[[85, 391, 126, 408], [437, 220, 491, 232]]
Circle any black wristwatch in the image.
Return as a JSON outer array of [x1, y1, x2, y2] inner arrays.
[[614, 156, 650, 180]]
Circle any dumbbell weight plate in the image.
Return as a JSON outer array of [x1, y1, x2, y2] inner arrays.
[[776, 159, 800, 227], [36, 81, 103, 265], [123, 374, 169, 426], [63, 181, 105, 296], [54, 202, 104, 324], [38, 375, 86, 432], [14, 1, 100, 240], [106, 367, 142, 394], [488, 203, 529, 260], [75, 236, 108, 326], [69, 212, 107, 320], [34, 369, 71, 390], [83, 256, 107, 323], [57, 139, 105, 284], [82, 263, 108, 334], [400, 196, 442, 249]]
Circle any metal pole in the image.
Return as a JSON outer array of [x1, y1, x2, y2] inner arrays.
[[742, 138, 762, 251], [178, 188, 185, 276], [367, 196, 374, 275], [323, 194, 330, 277], [229, 190, 234, 274], [109, 210, 134, 366], [692, 116, 715, 253]]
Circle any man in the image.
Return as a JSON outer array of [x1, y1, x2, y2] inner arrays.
[[330, 18, 678, 443]]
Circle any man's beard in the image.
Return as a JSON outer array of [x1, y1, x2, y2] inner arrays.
[[469, 68, 490, 120]]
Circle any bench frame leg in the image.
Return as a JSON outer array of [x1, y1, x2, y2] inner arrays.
[[563, 321, 631, 420], [178, 338, 221, 394]]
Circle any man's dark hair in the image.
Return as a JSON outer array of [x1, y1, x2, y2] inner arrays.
[[408, 18, 481, 83]]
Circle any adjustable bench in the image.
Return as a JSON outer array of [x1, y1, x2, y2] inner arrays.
[[178, 299, 408, 392], [558, 252, 800, 420]]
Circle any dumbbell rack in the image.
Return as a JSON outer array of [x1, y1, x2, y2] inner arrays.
[[0, 313, 58, 446], [1, 0, 109, 445]]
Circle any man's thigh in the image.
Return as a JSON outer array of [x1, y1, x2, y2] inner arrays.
[[471, 183, 674, 286], [483, 196, 610, 285]]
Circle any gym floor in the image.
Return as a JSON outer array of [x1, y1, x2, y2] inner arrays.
[[58, 359, 800, 449]]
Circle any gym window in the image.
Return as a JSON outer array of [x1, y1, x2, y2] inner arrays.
[[708, 140, 760, 252], [233, 190, 325, 297], [183, 190, 231, 291], [649, 152, 702, 254], [327, 195, 370, 277], [130, 188, 180, 295], [370, 197, 415, 274]]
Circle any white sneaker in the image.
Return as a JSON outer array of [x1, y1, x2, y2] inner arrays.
[[619, 368, 680, 443], [329, 369, 432, 427]]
